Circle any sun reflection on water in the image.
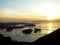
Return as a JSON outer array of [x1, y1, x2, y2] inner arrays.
[[48, 23, 53, 33]]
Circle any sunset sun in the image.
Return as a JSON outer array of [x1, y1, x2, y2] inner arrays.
[[44, 14, 56, 20], [35, 4, 58, 20], [37, 9, 57, 20]]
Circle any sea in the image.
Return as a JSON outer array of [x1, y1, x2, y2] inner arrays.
[[0, 22, 60, 42]]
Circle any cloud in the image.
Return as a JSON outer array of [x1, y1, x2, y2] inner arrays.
[[0, 8, 46, 17], [0, 8, 17, 18], [0, 8, 47, 22], [0, 8, 18, 15]]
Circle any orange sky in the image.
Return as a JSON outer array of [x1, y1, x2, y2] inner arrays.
[[0, 0, 60, 22]]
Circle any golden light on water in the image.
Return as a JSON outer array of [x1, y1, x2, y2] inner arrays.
[[48, 23, 53, 33]]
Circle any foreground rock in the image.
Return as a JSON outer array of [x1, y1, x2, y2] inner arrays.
[[33, 28, 60, 45], [0, 34, 31, 45]]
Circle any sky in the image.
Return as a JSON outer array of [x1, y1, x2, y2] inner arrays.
[[0, 0, 60, 22]]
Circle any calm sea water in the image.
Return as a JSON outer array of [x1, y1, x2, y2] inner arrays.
[[0, 22, 60, 42]]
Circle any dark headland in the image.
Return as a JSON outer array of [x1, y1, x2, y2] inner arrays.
[[33, 28, 60, 45]]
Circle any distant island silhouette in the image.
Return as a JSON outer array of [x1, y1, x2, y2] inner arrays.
[[22, 28, 41, 35], [0, 23, 36, 32]]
